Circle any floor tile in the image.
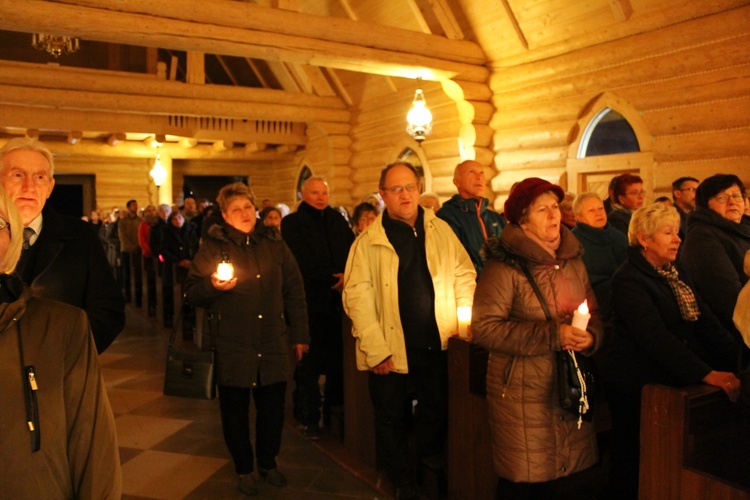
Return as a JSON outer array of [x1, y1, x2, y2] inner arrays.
[[115, 414, 192, 449], [121, 450, 227, 499]]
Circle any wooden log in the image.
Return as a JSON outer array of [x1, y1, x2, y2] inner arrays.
[[0, 84, 349, 124], [0, 0, 488, 82], [643, 96, 750, 136], [0, 60, 344, 109], [653, 129, 750, 162], [55, 0, 485, 65]]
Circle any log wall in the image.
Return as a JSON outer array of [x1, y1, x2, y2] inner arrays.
[[488, 4, 750, 208]]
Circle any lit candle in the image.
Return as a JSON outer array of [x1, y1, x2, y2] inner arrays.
[[457, 306, 472, 338], [216, 261, 234, 281], [572, 300, 590, 331]]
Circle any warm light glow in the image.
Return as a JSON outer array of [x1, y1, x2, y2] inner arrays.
[[216, 262, 234, 281], [577, 300, 589, 315], [150, 154, 167, 188], [32, 33, 80, 58], [457, 306, 472, 338], [406, 81, 433, 143]]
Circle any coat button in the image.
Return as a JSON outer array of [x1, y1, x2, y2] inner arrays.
[[258, 353, 262, 358], [258, 314, 263, 319], [256, 274, 261, 278], [252, 382, 257, 387], [561, 466, 566, 472], [554, 265, 560, 270]]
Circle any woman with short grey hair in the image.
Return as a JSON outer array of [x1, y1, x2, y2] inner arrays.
[[606, 202, 742, 499]]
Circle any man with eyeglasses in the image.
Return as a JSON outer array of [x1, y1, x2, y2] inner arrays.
[[343, 162, 476, 499], [608, 173, 646, 236], [281, 176, 354, 440], [437, 160, 506, 275], [0, 138, 125, 353], [672, 176, 699, 241]]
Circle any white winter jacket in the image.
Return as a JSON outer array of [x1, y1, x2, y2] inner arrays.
[[343, 209, 476, 372]]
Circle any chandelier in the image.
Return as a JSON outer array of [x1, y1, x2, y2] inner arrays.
[[32, 34, 80, 58], [406, 78, 433, 143]]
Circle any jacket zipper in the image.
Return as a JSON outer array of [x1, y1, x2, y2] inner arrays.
[[23, 365, 40, 452]]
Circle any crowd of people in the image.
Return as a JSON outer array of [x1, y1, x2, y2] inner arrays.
[[0, 137, 747, 499]]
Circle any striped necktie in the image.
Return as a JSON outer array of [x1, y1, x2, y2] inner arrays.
[[23, 227, 35, 250]]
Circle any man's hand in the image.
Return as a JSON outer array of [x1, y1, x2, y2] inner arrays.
[[371, 357, 395, 375], [331, 272, 345, 292]]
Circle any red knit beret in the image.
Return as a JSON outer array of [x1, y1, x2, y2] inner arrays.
[[504, 177, 565, 224]]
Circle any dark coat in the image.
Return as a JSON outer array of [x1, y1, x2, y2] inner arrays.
[[437, 194, 506, 274], [0, 275, 121, 498], [184, 223, 309, 387], [607, 246, 741, 399], [472, 224, 602, 482], [607, 206, 632, 236], [680, 207, 750, 343], [161, 222, 199, 264], [571, 222, 628, 319], [18, 206, 125, 353], [281, 201, 354, 312]]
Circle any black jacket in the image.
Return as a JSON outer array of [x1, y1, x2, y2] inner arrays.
[[681, 207, 750, 342], [607, 246, 740, 398], [16, 206, 125, 353], [281, 202, 354, 312], [184, 223, 308, 387], [161, 222, 199, 263]]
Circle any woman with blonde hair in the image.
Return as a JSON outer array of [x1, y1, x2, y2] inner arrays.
[[606, 202, 741, 499]]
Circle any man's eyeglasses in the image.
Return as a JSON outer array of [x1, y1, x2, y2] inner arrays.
[[626, 190, 646, 197], [713, 193, 745, 204], [679, 187, 697, 193], [382, 184, 419, 195]]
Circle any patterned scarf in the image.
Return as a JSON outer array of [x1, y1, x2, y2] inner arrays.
[[655, 264, 701, 321]]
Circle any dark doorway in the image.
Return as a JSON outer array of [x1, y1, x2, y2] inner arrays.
[[48, 174, 96, 217]]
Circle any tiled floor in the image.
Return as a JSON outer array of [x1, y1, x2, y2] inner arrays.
[[100, 307, 384, 499]]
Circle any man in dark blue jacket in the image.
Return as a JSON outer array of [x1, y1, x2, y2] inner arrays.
[[437, 160, 505, 274]]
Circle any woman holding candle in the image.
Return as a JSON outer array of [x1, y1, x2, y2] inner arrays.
[[183, 182, 309, 496], [472, 177, 603, 499], [606, 202, 741, 499]]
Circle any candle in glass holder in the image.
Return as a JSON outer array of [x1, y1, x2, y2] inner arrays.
[[457, 306, 472, 338], [572, 300, 590, 331], [216, 261, 234, 281]]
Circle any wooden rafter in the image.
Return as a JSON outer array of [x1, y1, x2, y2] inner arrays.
[[0, 0, 487, 82]]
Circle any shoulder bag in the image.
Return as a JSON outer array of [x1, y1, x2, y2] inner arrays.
[[519, 264, 594, 428]]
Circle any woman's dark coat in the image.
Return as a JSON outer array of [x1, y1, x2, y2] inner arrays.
[[161, 222, 199, 264], [571, 222, 628, 319], [183, 223, 309, 387], [608, 246, 741, 398], [472, 224, 603, 482], [681, 207, 750, 343]]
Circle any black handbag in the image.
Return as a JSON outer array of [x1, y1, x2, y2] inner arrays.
[[519, 265, 594, 427], [163, 300, 216, 400]]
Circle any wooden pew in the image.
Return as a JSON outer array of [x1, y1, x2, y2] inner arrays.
[[640, 384, 750, 499]]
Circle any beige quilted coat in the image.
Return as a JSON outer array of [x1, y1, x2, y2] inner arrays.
[[472, 224, 603, 482]]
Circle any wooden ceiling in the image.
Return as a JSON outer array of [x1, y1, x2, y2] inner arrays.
[[0, 0, 746, 156]]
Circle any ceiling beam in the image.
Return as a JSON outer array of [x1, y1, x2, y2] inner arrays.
[[0, 0, 488, 82], [0, 105, 309, 146]]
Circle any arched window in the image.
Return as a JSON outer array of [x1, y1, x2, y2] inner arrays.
[[399, 148, 426, 180], [296, 166, 312, 199], [578, 108, 640, 158]]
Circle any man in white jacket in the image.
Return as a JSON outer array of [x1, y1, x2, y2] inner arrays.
[[343, 162, 476, 499]]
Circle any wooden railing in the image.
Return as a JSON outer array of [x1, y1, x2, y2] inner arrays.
[[640, 384, 750, 500]]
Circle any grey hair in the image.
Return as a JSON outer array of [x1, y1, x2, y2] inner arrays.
[[572, 192, 602, 216], [0, 137, 55, 176]]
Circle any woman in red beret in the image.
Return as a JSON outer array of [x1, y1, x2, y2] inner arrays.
[[472, 177, 603, 499]]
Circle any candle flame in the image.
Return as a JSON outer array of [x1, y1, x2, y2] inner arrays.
[[577, 300, 589, 315], [457, 306, 472, 323], [216, 262, 234, 281]]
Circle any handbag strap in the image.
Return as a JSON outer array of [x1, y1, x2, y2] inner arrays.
[[519, 264, 552, 322]]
